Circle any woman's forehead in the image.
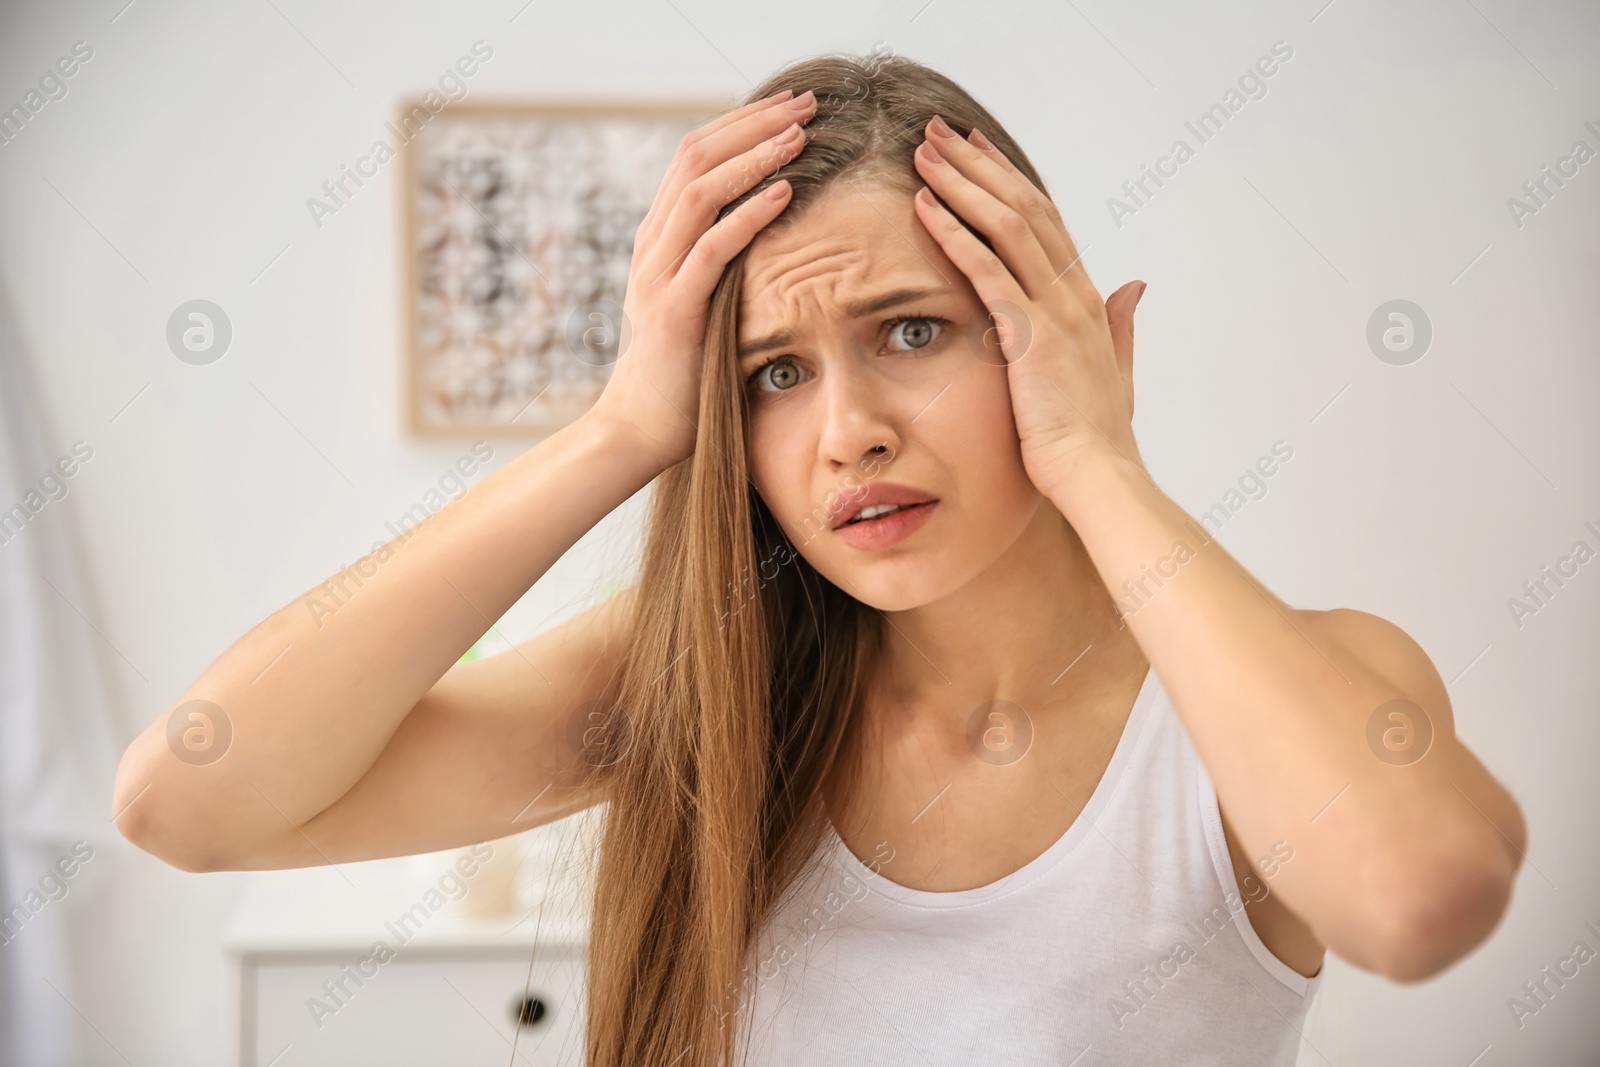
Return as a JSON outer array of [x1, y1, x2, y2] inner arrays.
[[739, 186, 952, 320]]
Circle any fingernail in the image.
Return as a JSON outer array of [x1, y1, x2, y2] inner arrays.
[[919, 140, 945, 164], [764, 179, 791, 200], [929, 114, 955, 138], [969, 127, 995, 151], [1135, 280, 1148, 306], [789, 90, 816, 111], [764, 88, 794, 104]]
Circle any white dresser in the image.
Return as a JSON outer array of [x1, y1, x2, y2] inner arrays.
[[224, 837, 592, 1067]]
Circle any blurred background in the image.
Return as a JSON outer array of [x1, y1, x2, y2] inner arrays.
[[0, 0, 1596, 1064]]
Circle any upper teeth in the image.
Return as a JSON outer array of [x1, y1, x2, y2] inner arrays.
[[852, 504, 907, 523]]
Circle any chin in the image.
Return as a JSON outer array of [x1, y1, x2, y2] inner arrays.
[[846, 583, 936, 614], [819, 550, 967, 614]]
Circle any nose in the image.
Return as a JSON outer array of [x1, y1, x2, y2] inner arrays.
[[815, 352, 901, 475]]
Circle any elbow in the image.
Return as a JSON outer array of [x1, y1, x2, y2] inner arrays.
[[112, 746, 229, 874], [114, 807, 226, 874], [1357, 821, 1523, 983]]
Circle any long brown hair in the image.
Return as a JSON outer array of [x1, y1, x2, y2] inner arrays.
[[582, 49, 1054, 1067]]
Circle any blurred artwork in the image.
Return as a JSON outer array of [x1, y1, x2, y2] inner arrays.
[[400, 100, 718, 436]]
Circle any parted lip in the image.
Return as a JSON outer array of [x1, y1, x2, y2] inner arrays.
[[831, 483, 939, 530]]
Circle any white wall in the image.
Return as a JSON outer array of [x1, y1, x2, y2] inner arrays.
[[0, 0, 1595, 1063]]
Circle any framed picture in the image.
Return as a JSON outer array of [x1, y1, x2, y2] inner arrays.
[[397, 97, 727, 437]]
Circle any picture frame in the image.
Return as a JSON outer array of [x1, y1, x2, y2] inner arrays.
[[396, 97, 728, 438]]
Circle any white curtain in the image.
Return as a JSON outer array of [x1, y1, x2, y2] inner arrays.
[[0, 289, 122, 1066]]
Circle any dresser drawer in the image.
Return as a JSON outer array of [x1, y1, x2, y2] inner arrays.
[[240, 945, 585, 1066]]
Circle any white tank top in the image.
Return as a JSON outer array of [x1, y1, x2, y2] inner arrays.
[[733, 665, 1323, 1065]]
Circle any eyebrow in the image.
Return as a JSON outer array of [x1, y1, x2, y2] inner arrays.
[[737, 286, 946, 361]]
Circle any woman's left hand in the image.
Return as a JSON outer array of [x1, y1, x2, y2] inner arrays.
[[910, 113, 1148, 498]]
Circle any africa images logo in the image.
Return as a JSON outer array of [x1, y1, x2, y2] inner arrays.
[[305, 40, 494, 230]]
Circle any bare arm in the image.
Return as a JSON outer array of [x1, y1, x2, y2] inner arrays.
[[114, 86, 819, 873], [271, 579, 642, 869], [904, 119, 1524, 983], [1052, 452, 1525, 983], [112, 412, 659, 872]]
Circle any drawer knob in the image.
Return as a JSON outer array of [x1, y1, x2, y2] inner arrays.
[[514, 995, 548, 1027]]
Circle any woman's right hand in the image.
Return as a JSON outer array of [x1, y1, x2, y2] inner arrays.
[[589, 87, 818, 471]]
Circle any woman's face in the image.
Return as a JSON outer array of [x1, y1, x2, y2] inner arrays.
[[738, 179, 1048, 612]]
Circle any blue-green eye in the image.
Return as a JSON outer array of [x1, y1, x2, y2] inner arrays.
[[747, 355, 803, 393], [886, 314, 949, 351]]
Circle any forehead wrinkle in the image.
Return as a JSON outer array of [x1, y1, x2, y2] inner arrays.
[[740, 245, 881, 357], [755, 246, 866, 311]]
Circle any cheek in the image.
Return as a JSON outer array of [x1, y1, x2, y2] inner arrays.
[[934, 361, 1023, 467], [927, 361, 1040, 521], [746, 418, 812, 537]]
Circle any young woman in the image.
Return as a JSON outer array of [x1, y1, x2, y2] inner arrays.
[[113, 53, 1526, 1066]]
